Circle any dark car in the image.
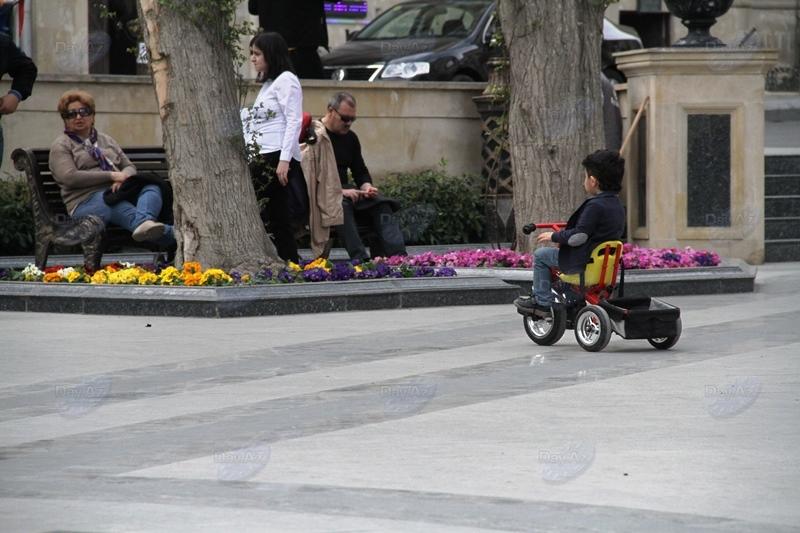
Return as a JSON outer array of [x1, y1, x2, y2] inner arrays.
[[322, 0, 642, 82]]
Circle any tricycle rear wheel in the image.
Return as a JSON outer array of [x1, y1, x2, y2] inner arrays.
[[574, 305, 613, 352]]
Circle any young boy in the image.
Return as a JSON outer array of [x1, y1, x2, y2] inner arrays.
[[515, 149, 626, 316]]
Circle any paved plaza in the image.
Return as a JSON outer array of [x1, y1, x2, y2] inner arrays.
[[0, 263, 799, 532]]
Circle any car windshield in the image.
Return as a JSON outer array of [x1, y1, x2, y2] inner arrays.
[[355, 1, 490, 40]]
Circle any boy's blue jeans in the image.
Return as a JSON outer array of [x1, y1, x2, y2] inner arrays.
[[532, 247, 559, 305], [72, 184, 175, 246]]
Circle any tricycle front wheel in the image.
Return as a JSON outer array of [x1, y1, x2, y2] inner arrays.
[[523, 306, 566, 346]]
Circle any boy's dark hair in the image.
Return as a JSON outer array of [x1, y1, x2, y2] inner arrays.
[[581, 149, 624, 192], [249, 32, 295, 82]]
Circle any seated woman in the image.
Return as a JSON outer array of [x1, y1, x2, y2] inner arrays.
[[48, 89, 175, 247]]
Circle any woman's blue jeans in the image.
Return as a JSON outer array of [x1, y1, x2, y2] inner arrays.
[[72, 184, 175, 246]]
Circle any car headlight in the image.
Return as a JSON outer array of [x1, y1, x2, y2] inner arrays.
[[380, 62, 430, 79]]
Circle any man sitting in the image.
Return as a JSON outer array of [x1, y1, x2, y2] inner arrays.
[[515, 149, 626, 316], [321, 91, 406, 261]]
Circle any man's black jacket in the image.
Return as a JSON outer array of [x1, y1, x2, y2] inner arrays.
[[0, 34, 37, 101], [551, 191, 626, 274]]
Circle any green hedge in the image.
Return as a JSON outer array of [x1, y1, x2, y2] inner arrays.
[[379, 162, 485, 245], [0, 179, 34, 255]]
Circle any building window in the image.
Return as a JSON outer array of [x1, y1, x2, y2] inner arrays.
[[88, 0, 144, 75]]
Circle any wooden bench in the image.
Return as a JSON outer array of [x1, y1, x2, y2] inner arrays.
[[11, 146, 170, 270]]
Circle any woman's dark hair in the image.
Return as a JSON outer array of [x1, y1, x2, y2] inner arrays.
[[249, 32, 294, 82], [581, 149, 625, 192]]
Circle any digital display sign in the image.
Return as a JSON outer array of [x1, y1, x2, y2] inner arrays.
[[324, 1, 368, 19]]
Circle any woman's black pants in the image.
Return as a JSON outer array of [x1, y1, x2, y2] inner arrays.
[[249, 151, 308, 263]]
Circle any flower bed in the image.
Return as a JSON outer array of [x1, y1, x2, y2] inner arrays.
[[376, 244, 720, 270], [0, 244, 720, 286], [0, 259, 457, 286]]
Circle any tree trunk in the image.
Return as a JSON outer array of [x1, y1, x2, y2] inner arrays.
[[497, 0, 606, 252], [137, 0, 281, 271]]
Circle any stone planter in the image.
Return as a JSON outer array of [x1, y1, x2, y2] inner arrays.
[[664, 0, 734, 47]]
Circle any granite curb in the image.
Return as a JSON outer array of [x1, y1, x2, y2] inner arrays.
[[0, 276, 520, 318]]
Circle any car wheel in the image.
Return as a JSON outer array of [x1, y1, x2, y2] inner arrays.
[[450, 73, 477, 82]]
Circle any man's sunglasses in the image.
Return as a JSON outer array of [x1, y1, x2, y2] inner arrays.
[[333, 108, 356, 124], [61, 107, 94, 119]]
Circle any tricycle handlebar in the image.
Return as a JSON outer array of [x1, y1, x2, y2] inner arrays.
[[522, 222, 567, 234]]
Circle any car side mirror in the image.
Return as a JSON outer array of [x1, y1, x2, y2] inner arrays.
[[346, 28, 360, 41]]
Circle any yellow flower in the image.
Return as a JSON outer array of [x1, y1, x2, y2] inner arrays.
[[65, 270, 83, 283], [241, 273, 251, 283], [138, 272, 159, 285], [108, 268, 140, 284], [287, 261, 302, 272], [158, 266, 182, 285], [304, 257, 332, 272], [199, 268, 232, 286], [354, 265, 363, 273], [91, 270, 109, 284]]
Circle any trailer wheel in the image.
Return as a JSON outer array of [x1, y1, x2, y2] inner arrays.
[[648, 318, 682, 350]]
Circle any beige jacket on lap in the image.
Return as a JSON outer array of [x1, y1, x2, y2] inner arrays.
[[48, 132, 137, 215], [301, 120, 343, 257]]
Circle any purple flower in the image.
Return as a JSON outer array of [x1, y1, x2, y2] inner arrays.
[[256, 268, 274, 282], [435, 267, 457, 277], [415, 266, 435, 277], [276, 270, 295, 283], [374, 263, 392, 277], [356, 267, 379, 279], [330, 263, 356, 281], [302, 268, 330, 282]]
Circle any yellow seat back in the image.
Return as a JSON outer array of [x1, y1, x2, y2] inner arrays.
[[558, 240, 623, 287]]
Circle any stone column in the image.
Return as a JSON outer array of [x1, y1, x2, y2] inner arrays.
[[615, 48, 777, 264]]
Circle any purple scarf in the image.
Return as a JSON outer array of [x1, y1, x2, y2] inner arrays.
[[64, 128, 115, 171]]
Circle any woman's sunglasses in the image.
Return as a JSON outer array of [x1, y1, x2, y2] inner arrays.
[[61, 107, 94, 119]]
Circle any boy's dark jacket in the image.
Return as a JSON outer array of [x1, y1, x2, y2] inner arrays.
[[551, 191, 625, 274]]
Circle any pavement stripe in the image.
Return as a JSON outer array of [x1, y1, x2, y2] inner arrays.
[[122, 342, 800, 529], [0, 337, 527, 448]]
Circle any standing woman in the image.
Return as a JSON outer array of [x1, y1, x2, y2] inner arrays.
[[243, 32, 308, 263]]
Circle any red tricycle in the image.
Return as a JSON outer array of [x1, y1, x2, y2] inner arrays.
[[517, 222, 681, 352]]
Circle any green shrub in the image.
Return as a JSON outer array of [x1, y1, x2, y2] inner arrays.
[[0, 179, 34, 255], [380, 161, 485, 245]]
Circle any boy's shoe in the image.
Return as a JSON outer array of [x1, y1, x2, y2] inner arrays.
[[514, 296, 552, 317]]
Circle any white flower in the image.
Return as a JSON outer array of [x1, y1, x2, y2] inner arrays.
[[57, 267, 76, 279], [120, 261, 136, 268], [21, 264, 43, 280]]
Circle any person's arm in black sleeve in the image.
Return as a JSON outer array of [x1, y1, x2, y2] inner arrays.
[[2, 38, 37, 102], [350, 132, 372, 189], [551, 203, 602, 247]]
